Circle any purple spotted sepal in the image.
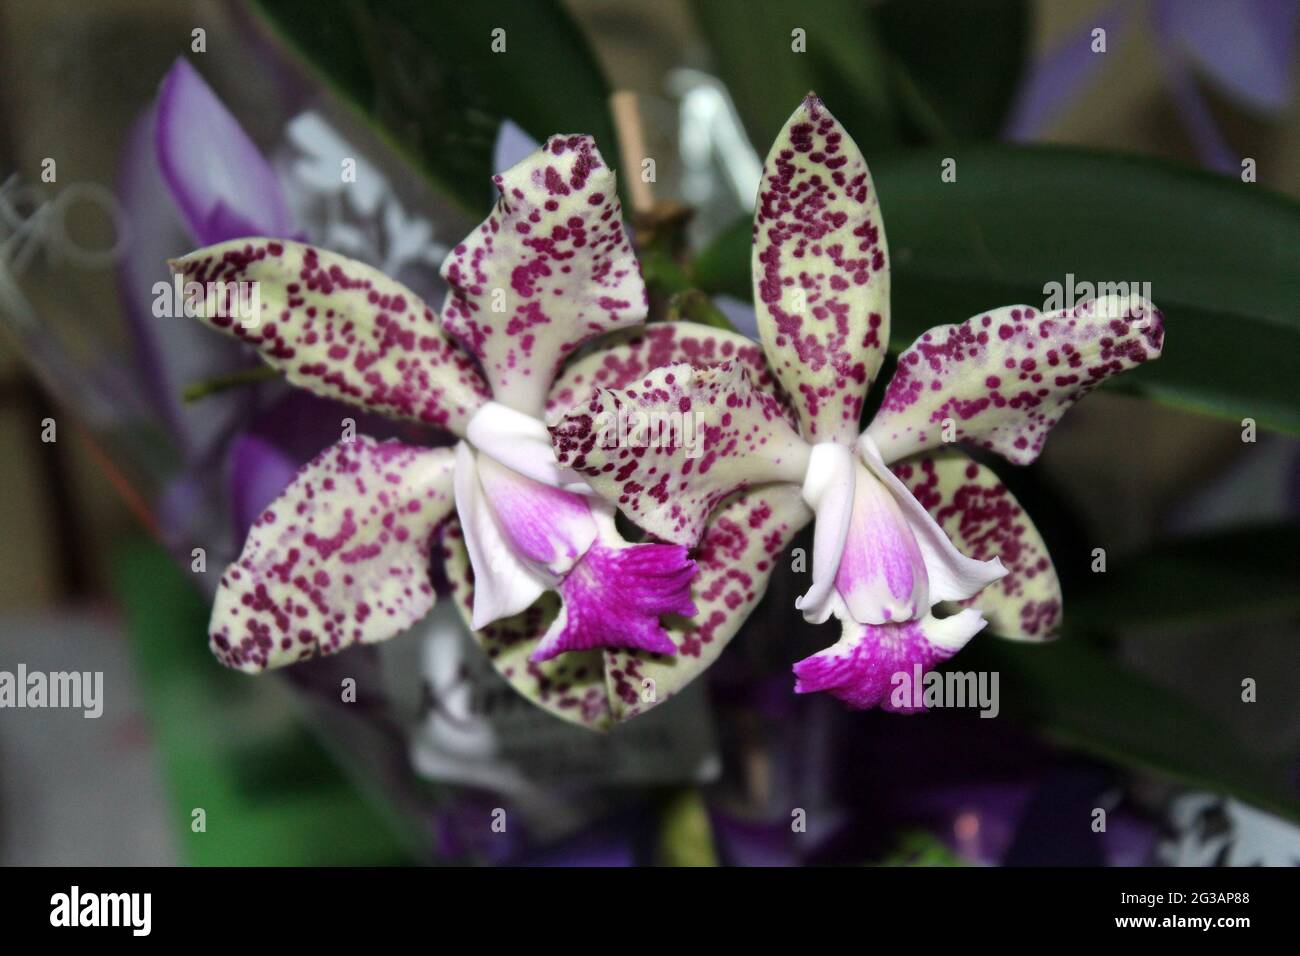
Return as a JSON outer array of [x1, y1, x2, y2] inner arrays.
[[752, 94, 889, 443], [867, 295, 1165, 466], [440, 134, 647, 417], [168, 239, 491, 435], [208, 437, 457, 672]]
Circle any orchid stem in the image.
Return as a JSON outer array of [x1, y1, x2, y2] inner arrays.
[[182, 364, 280, 403], [610, 90, 654, 215], [667, 288, 737, 332]]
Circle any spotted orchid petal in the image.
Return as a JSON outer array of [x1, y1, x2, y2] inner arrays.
[[894, 450, 1062, 640], [752, 94, 890, 443], [440, 135, 647, 417], [544, 321, 790, 422], [171, 239, 490, 433], [793, 608, 988, 711], [866, 295, 1165, 466], [209, 437, 455, 672], [552, 361, 810, 547]]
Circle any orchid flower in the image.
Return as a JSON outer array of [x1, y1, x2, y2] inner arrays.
[[170, 135, 720, 725], [553, 95, 1165, 710]]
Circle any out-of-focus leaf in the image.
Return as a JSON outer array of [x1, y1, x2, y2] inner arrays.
[[956, 638, 1300, 824], [1067, 521, 1300, 631], [687, 0, 898, 154], [249, 0, 615, 212], [690, 215, 751, 300], [692, 146, 1300, 433], [876, 0, 1030, 141]]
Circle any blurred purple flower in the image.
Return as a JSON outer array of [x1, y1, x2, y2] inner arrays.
[[118, 59, 457, 552], [703, 678, 1160, 866], [1006, 0, 1298, 174], [117, 58, 298, 465], [155, 59, 297, 245]]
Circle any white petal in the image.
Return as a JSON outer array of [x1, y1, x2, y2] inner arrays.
[[858, 435, 1007, 602], [833, 463, 928, 625], [452, 441, 548, 629], [467, 400, 586, 492], [923, 607, 990, 651], [794, 441, 856, 624]]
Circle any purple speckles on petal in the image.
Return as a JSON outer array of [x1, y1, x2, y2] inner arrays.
[[208, 437, 455, 672], [171, 239, 490, 435], [752, 95, 890, 442], [551, 361, 811, 547], [441, 134, 647, 416], [530, 541, 698, 662], [545, 320, 793, 421], [867, 295, 1164, 466]]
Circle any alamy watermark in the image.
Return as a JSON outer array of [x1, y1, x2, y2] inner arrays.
[[1042, 273, 1151, 314], [0, 664, 103, 718], [595, 404, 700, 459], [891, 665, 999, 718], [152, 273, 261, 328], [50, 886, 150, 936]]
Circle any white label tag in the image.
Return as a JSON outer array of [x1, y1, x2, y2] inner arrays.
[[406, 603, 720, 793]]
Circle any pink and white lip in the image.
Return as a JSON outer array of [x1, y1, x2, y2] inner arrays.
[[796, 435, 1006, 632]]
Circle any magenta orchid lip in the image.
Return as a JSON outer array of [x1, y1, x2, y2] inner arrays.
[[173, 95, 1162, 729]]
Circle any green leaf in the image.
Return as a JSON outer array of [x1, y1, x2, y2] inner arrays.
[[666, 289, 739, 332], [692, 146, 1300, 433], [1067, 520, 1300, 632], [690, 215, 751, 300], [956, 637, 1300, 824], [687, 0, 898, 154], [249, 0, 616, 212], [876, 0, 1030, 141]]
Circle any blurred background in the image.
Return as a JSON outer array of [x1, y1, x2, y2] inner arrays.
[[0, 0, 1297, 865]]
